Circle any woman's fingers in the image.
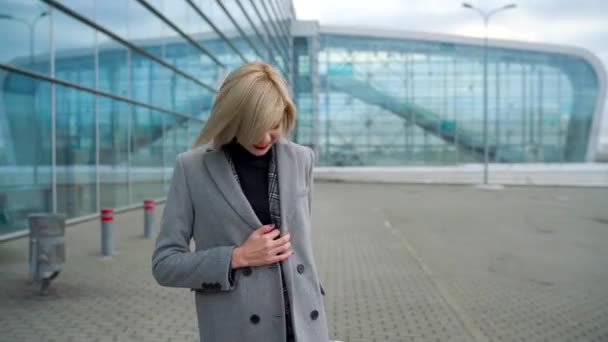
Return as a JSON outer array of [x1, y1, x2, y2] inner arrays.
[[268, 232, 290, 248], [269, 241, 291, 256], [263, 228, 281, 240], [268, 250, 294, 264], [243, 229, 292, 266], [256, 224, 276, 234]]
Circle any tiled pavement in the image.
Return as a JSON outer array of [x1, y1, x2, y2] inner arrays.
[[1, 183, 608, 342]]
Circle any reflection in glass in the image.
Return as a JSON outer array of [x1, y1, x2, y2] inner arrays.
[[130, 108, 164, 202], [300, 34, 600, 165], [0, 1, 51, 75], [0, 72, 51, 236], [55, 84, 96, 217], [53, 9, 96, 88], [99, 97, 129, 209]]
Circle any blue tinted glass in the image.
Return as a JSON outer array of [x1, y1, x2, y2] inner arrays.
[[0, 0, 51, 75], [194, 0, 256, 65], [0, 72, 52, 235], [53, 8, 96, 88], [97, 31, 129, 96], [130, 107, 164, 201], [99, 97, 129, 209], [54, 84, 97, 217], [296, 34, 601, 165]]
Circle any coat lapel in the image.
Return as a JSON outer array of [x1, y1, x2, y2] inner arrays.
[[203, 147, 262, 231], [202, 137, 297, 235], [274, 137, 299, 322], [275, 137, 296, 235]]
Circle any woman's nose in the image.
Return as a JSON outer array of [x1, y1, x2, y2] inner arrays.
[[259, 133, 272, 145]]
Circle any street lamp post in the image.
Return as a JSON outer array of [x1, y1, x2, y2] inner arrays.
[[0, 11, 49, 66], [462, 2, 516, 185]]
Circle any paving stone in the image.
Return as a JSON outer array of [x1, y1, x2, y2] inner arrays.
[[1, 183, 607, 342]]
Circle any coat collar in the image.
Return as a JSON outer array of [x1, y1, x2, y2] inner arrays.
[[203, 137, 295, 233]]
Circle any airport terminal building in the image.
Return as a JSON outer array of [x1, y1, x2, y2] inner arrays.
[[0, 0, 606, 238]]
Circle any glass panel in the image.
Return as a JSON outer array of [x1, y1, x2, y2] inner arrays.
[[252, 0, 287, 73], [196, 0, 256, 65], [53, 7, 96, 88], [130, 107, 164, 202], [162, 115, 190, 193], [238, 0, 274, 60], [0, 0, 51, 75], [302, 34, 601, 165], [221, 0, 265, 61], [99, 97, 129, 209], [188, 119, 203, 147], [97, 31, 129, 96], [252, 0, 287, 57], [0, 72, 51, 236], [150, 0, 223, 86], [55, 84, 97, 217], [94, 0, 128, 39], [127, 0, 221, 87]]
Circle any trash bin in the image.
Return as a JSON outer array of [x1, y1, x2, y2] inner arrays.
[[28, 213, 66, 294]]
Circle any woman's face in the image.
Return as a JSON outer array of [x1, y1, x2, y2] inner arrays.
[[243, 120, 283, 156]]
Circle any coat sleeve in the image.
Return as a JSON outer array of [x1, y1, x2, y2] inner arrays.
[[307, 147, 315, 217], [152, 154, 237, 292], [306, 148, 325, 296]]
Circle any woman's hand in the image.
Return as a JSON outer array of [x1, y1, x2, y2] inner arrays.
[[231, 224, 293, 268]]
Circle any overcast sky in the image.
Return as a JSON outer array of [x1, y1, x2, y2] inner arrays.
[[293, 0, 608, 145]]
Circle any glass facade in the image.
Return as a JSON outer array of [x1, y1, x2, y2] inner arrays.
[[0, 2, 605, 239], [293, 27, 605, 166], [0, 0, 293, 238]]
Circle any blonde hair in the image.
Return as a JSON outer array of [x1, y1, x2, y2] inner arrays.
[[192, 61, 296, 148]]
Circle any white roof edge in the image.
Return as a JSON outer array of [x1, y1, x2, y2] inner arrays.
[[291, 20, 320, 36], [293, 21, 608, 162], [318, 24, 598, 61]]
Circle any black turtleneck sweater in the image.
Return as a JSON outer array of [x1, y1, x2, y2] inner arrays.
[[225, 140, 272, 224]]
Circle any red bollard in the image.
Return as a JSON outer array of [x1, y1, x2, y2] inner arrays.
[[143, 199, 155, 239], [101, 208, 114, 256]]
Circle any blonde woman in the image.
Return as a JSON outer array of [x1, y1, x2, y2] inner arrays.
[[152, 61, 329, 342]]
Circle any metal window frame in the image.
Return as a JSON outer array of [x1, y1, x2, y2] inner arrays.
[[94, 14, 100, 213], [261, 1, 288, 55], [185, 0, 248, 64], [134, 0, 225, 67], [267, 0, 290, 42], [269, 0, 293, 84], [41, 0, 217, 93], [274, 0, 294, 90], [50, 5, 57, 214], [257, 0, 289, 56], [126, 49, 133, 204], [274, 0, 292, 23], [0, 63, 204, 122], [235, 0, 274, 62], [247, 0, 289, 70], [214, 0, 263, 60], [248, 0, 285, 58], [244, 1, 288, 76]]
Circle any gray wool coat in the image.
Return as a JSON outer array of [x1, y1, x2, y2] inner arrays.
[[151, 137, 330, 342]]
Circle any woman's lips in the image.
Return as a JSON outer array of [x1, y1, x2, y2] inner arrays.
[[253, 144, 268, 150]]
